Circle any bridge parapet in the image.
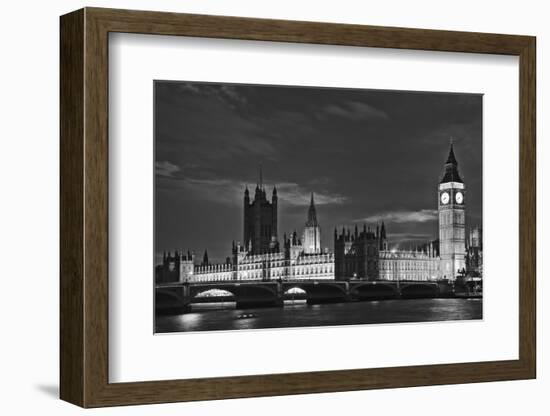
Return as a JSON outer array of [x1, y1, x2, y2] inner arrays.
[[156, 279, 453, 311]]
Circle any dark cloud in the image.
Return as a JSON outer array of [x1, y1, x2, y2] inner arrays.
[[323, 100, 390, 121], [155, 81, 482, 264]]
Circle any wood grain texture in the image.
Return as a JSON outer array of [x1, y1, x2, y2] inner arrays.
[[59, 8, 84, 407], [59, 7, 537, 408], [518, 38, 536, 376]]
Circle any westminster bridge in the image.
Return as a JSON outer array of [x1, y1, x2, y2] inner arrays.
[[155, 279, 458, 313]]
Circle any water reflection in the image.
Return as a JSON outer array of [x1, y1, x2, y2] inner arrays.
[[156, 298, 482, 334]]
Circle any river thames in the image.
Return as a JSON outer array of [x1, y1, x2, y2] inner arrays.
[[155, 297, 482, 333]]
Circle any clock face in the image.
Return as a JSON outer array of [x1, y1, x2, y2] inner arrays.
[[455, 191, 464, 204], [440, 192, 450, 205]]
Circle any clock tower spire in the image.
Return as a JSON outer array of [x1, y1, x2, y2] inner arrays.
[[438, 141, 466, 280]]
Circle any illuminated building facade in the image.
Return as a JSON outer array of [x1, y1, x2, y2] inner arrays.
[[157, 144, 480, 284]]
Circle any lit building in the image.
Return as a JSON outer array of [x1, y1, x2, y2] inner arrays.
[[334, 225, 380, 280], [333, 223, 440, 281], [157, 183, 334, 283], [302, 193, 321, 254], [333, 142, 473, 281], [438, 143, 467, 278], [378, 243, 440, 281], [466, 226, 483, 277], [243, 173, 279, 254], [157, 143, 480, 284]]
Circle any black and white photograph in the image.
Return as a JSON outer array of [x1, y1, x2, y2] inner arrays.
[[154, 81, 483, 333]]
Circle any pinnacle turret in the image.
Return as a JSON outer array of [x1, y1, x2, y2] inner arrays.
[[306, 192, 318, 227]]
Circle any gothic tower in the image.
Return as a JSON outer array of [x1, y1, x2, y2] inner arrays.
[[302, 193, 321, 254], [438, 142, 466, 279], [243, 168, 279, 254], [379, 221, 387, 250]]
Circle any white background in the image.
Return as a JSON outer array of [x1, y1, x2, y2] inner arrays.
[[0, 0, 546, 414], [110, 34, 518, 382]]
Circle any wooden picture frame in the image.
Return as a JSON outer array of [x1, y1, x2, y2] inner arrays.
[[60, 7, 536, 408]]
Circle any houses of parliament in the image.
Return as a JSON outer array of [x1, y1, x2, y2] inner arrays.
[[156, 143, 483, 284]]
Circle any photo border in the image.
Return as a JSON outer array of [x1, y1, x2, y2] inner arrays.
[[151, 79, 484, 333]]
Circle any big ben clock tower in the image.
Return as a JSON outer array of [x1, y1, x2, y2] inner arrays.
[[438, 142, 466, 280]]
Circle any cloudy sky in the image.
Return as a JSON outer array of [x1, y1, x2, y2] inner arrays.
[[155, 81, 482, 264]]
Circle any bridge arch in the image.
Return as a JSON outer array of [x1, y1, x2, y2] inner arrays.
[[400, 283, 439, 298], [155, 288, 188, 314], [284, 286, 308, 295], [193, 288, 236, 299], [351, 282, 398, 300], [282, 281, 348, 303], [156, 289, 184, 304], [190, 284, 277, 298], [189, 283, 280, 308], [283, 286, 308, 302]]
